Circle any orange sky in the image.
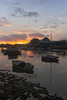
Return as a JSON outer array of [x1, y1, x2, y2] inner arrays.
[[0, 36, 45, 45]]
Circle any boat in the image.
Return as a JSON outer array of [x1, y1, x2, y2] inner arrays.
[[1, 48, 21, 55], [1, 48, 7, 55], [12, 60, 34, 73], [41, 34, 59, 62], [42, 55, 59, 62], [7, 48, 21, 55]]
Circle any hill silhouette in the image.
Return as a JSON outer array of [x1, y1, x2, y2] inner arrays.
[[30, 38, 40, 44], [42, 37, 50, 41]]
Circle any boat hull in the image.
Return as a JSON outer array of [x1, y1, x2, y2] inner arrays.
[[12, 60, 34, 73], [1, 48, 21, 55], [42, 56, 59, 62]]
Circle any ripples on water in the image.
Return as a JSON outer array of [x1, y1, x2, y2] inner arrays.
[[0, 49, 67, 100]]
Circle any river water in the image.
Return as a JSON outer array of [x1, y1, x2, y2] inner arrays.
[[0, 49, 67, 100]]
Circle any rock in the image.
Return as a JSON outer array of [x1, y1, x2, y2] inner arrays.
[[0, 72, 64, 100]]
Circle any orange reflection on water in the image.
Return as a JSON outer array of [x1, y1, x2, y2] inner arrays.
[[21, 50, 39, 57], [21, 50, 33, 56]]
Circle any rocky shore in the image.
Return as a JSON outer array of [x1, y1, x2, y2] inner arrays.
[[0, 71, 63, 100]]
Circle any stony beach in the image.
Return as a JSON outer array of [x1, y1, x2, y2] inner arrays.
[[0, 71, 63, 100]]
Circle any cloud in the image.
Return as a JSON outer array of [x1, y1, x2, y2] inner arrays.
[[39, 26, 48, 30], [34, 20, 38, 22], [0, 33, 27, 41], [40, 23, 58, 30], [11, 7, 39, 18], [28, 33, 45, 38], [60, 38, 67, 40], [10, 14, 17, 17], [13, 29, 43, 34], [59, 17, 67, 21], [0, 17, 11, 27], [50, 24, 58, 28], [23, 11, 39, 17], [0, 32, 45, 42]]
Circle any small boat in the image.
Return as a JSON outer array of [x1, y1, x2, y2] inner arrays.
[[1, 48, 21, 55], [42, 55, 59, 62], [12, 60, 34, 73], [1, 48, 7, 54], [12, 60, 26, 67], [7, 48, 21, 55], [41, 34, 59, 63]]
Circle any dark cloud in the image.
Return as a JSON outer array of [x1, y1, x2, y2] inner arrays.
[[23, 11, 39, 17], [0, 33, 45, 42], [28, 33, 45, 38], [1, 17, 7, 20], [10, 14, 17, 17], [40, 21, 59, 30], [11, 7, 39, 18], [0, 17, 11, 27], [0, 33, 27, 41]]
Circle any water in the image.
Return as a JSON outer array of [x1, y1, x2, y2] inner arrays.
[[0, 49, 67, 100]]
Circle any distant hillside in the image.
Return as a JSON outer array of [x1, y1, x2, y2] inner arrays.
[[29, 38, 40, 44], [42, 37, 50, 41]]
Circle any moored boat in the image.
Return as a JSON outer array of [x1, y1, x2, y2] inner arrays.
[[41, 34, 59, 62], [12, 60, 34, 73], [7, 48, 21, 55], [42, 55, 59, 62], [1, 48, 21, 55], [1, 48, 7, 55]]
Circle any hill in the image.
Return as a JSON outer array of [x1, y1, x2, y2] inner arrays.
[[42, 37, 50, 41]]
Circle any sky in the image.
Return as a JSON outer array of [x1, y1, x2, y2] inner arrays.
[[0, 0, 67, 44]]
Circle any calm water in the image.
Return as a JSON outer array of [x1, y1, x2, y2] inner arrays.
[[0, 49, 67, 100]]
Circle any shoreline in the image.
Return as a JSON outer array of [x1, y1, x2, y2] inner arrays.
[[0, 71, 63, 100]]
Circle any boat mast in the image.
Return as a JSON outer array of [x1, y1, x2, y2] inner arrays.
[[50, 33, 52, 41], [50, 33, 52, 49]]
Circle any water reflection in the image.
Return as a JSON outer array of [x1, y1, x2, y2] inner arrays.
[[50, 63, 52, 84], [41, 59, 59, 84], [21, 50, 40, 57], [8, 55, 18, 60], [56, 50, 67, 57], [0, 49, 67, 99], [2, 52, 21, 60], [7, 54, 21, 60]]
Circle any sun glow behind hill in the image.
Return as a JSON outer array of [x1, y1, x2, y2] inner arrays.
[[0, 36, 45, 45]]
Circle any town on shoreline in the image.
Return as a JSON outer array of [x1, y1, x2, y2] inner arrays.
[[0, 37, 67, 50]]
